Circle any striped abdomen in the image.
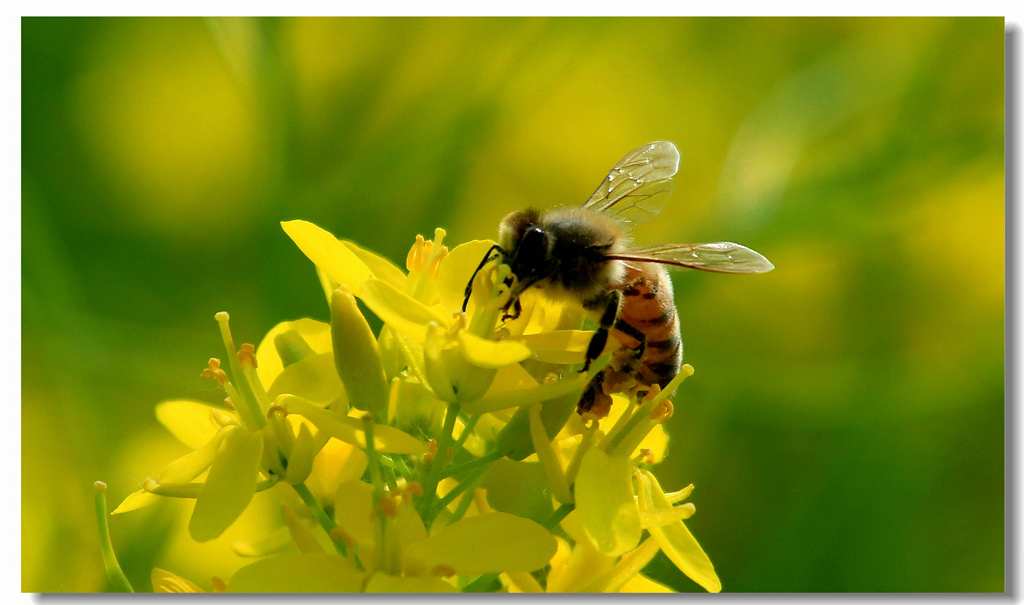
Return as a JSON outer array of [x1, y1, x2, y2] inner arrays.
[[611, 265, 682, 388]]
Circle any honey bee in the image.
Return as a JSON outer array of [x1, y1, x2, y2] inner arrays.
[[463, 141, 774, 417]]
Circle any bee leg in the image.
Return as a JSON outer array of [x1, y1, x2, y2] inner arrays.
[[613, 317, 647, 362], [501, 297, 522, 323], [581, 291, 622, 374], [577, 368, 613, 417], [462, 244, 504, 313]]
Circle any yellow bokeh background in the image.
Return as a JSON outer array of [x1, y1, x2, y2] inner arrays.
[[22, 17, 1004, 592]]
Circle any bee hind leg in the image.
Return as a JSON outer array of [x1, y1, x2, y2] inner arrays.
[[577, 368, 613, 417]]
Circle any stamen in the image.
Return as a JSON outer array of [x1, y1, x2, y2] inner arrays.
[[431, 564, 457, 578], [424, 439, 438, 464], [405, 481, 424, 498], [222, 397, 235, 411], [376, 495, 399, 518], [237, 343, 258, 368], [210, 577, 227, 593], [201, 358, 228, 386], [329, 527, 355, 549], [406, 234, 429, 272]]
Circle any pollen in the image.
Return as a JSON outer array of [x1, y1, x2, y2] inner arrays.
[[210, 577, 227, 593], [376, 495, 400, 518], [237, 343, 258, 368], [201, 358, 228, 386], [424, 439, 438, 464], [405, 481, 424, 498]]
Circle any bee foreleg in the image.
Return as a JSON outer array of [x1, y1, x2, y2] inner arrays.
[[462, 244, 504, 313], [581, 290, 622, 373], [501, 297, 522, 323]]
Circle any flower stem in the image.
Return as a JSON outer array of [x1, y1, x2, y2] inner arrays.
[[418, 401, 460, 521], [430, 465, 488, 522], [542, 502, 575, 531], [292, 482, 348, 557], [92, 482, 134, 593], [462, 573, 502, 593], [440, 449, 501, 479]]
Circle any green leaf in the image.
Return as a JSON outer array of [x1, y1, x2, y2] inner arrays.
[[227, 554, 364, 593], [188, 426, 263, 542]]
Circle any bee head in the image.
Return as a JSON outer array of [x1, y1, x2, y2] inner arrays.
[[499, 208, 552, 284]]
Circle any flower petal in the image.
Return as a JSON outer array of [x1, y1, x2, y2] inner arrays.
[[284, 422, 316, 485], [282, 397, 426, 454], [465, 373, 588, 415], [333, 479, 374, 545], [637, 470, 720, 593], [574, 448, 641, 557], [436, 239, 496, 316], [304, 438, 368, 505], [620, 573, 673, 593], [227, 553, 364, 593], [256, 318, 333, 387], [341, 240, 407, 290], [519, 330, 596, 364], [404, 512, 556, 575], [359, 278, 449, 343], [266, 353, 345, 405], [458, 331, 532, 369], [188, 425, 264, 542], [155, 400, 234, 451], [281, 220, 373, 294], [364, 572, 457, 593]]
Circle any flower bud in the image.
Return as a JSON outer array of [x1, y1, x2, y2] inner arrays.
[[331, 287, 390, 423]]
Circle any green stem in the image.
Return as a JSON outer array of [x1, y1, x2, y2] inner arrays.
[[292, 482, 348, 556], [440, 449, 501, 479], [449, 413, 481, 457], [418, 401, 460, 520], [462, 573, 502, 593], [430, 466, 488, 522], [92, 482, 134, 593], [542, 502, 575, 531], [446, 469, 487, 526]]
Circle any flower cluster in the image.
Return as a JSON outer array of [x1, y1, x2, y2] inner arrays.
[[98, 220, 721, 593]]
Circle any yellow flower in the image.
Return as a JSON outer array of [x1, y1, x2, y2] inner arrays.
[[102, 220, 726, 594]]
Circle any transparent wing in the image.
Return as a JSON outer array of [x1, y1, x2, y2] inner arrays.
[[606, 242, 775, 274], [581, 141, 680, 227]]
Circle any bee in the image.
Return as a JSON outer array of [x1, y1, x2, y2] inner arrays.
[[463, 141, 774, 417]]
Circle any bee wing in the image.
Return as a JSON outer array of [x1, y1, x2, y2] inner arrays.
[[581, 141, 680, 227], [606, 242, 775, 274]]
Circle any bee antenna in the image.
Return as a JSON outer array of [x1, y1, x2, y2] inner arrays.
[[462, 244, 504, 312]]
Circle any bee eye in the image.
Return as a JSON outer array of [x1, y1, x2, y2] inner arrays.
[[516, 226, 548, 269]]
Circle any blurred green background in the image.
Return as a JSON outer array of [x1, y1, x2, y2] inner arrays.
[[22, 17, 1004, 592]]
